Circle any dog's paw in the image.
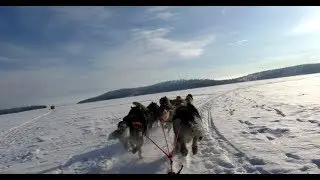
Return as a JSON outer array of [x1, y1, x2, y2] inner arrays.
[[192, 146, 198, 155], [123, 144, 130, 151], [131, 147, 138, 154], [181, 148, 188, 157]]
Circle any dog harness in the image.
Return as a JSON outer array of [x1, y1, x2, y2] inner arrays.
[[132, 121, 143, 127], [162, 109, 174, 122]]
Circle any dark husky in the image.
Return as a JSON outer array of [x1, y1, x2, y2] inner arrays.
[[133, 101, 162, 132], [109, 101, 161, 159], [172, 101, 204, 157], [122, 105, 148, 159]]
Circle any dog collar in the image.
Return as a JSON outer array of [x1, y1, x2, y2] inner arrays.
[[132, 122, 143, 127]]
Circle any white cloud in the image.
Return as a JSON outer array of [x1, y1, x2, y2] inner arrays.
[[146, 6, 171, 13], [155, 12, 176, 20], [221, 9, 226, 16], [131, 28, 215, 59], [90, 28, 215, 71], [146, 6, 176, 20], [291, 7, 320, 35], [228, 39, 248, 47], [291, 17, 320, 35]]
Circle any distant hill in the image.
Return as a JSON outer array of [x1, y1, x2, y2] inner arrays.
[[78, 63, 320, 104], [0, 105, 47, 116], [234, 63, 320, 82]]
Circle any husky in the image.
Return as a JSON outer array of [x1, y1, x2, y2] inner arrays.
[[159, 94, 194, 134], [172, 101, 204, 157], [159, 96, 175, 134], [110, 101, 161, 159], [133, 101, 162, 133], [121, 105, 147, 159]]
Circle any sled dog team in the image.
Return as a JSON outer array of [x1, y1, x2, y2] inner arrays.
[[108, 94, 204, 159]]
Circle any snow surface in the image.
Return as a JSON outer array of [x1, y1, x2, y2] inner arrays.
[[1, 73, 320, 174]]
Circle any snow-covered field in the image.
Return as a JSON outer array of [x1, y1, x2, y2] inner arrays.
[[1, 74, 320, 174]]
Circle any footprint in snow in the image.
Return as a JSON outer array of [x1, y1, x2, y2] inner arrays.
[[296, 118, 304, 122], [266, 136, 275, 141], [218, 154, 235, 169], [270, 120, 280, 122], [299, 166, 309, 172], [308, 120, 319, 124], [251, 117, 261, 119], [285, 153, 301, 160], [273, 108, 286, 117], [248, 157, 266, 165], [244, 121, 254, 126]]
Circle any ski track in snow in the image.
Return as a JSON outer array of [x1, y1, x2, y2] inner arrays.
[[0, 74, 320, 174]]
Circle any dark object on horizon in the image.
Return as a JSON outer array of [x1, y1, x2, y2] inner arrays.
[[50, 105, 55, 110], [78, 63, 320, 104], [0, 105, 47, 116]]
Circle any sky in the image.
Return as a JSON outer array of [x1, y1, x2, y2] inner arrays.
[[1, 6, 320, 109]]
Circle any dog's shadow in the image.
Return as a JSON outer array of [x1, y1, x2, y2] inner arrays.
[[102, 155, 168, 174], [37, 140, 167, 174], [36, 141, 126, 174]]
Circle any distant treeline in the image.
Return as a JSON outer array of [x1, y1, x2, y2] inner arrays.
[[0, 105, 47, 115], [77, 63, 320, 104], [235, 63, 320, 82]]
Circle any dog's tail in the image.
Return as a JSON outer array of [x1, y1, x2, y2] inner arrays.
[[132, 102, 149, 112], [185, 94, 193, 105]]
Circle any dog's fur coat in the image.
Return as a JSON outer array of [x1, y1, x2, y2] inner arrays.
[[172, 96, 203, 157], [110, 101, 162, 159], [159, 94, 195, 134]]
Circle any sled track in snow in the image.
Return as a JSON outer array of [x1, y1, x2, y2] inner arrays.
[[192, 75, 320, 173], [192, 80, 289, 174], [0, 111, 52, 148]]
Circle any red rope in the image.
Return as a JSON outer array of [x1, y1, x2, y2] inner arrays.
[[170, 125, 181, 156], [143, 113, 183, 174], [160, 120, 173, 172], [160, 121, 170, 155], [144, 135, 169, 157]]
